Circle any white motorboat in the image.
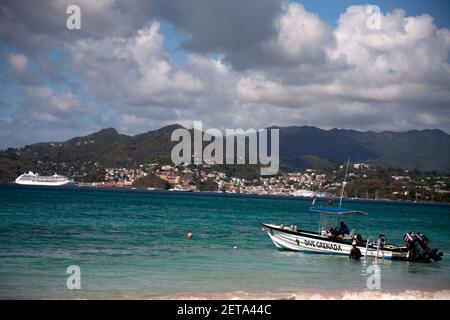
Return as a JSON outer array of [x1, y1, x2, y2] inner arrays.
[[262, 205, 443, 262]]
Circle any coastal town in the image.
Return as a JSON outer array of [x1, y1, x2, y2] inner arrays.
[[64, 161, 450, 203]]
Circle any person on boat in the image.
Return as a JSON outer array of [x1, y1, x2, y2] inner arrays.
[[327, 199, 333, 206], [349, 240, 362, 260], [355, 234, 363, 245], [378, 234, 386, 248], [340, 221, 350, 235]]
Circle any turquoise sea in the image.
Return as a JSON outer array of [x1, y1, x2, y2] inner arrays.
[[0, 184, 449, 299]]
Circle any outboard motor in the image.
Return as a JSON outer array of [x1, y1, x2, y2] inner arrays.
[[403, 232, 443, 262]]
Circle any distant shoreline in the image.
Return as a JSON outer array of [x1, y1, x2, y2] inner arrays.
[[1, 182, 449, 207]]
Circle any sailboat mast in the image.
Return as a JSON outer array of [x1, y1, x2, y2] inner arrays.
[[339, 159, 350, 208]]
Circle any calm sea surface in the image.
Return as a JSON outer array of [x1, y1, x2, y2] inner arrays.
[[0, 184, 449, 299]]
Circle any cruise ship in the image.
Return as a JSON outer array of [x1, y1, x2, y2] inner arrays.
[[15, 171, 73, 186]]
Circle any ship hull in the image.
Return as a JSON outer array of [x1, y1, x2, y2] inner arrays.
[[15, 180, 72, 186]]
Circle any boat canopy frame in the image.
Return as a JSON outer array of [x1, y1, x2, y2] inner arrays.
[[309, 206, 368, 234]]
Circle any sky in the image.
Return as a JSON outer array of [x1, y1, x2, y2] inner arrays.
[[0, 0, 449, 148]]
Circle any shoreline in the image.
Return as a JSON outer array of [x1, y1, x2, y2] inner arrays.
[[37, 289, 450, 300], [149, 289, 450, 300]]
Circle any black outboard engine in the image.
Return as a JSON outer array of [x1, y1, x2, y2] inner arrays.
[[403, 232, 443, 262]]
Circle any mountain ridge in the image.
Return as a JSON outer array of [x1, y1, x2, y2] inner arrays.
[[0, 124, 449, 182]]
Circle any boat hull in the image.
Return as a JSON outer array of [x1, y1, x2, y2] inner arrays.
[[262, 223, 408, 260]]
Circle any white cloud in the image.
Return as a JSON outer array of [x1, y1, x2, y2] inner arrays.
[[266, 3, 332, 64], [70, 22, 204, 108], [23, 86, 81, 114], [233, 5, 450, 129], [7, 53, 28, 73]]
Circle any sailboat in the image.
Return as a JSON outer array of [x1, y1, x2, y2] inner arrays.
[[261, 160, 443, 262]]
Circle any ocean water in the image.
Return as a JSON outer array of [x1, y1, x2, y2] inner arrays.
[[0, 184, 449, 299]]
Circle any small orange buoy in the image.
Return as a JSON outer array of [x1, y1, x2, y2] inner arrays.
[[186, 232, 193, 238]]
